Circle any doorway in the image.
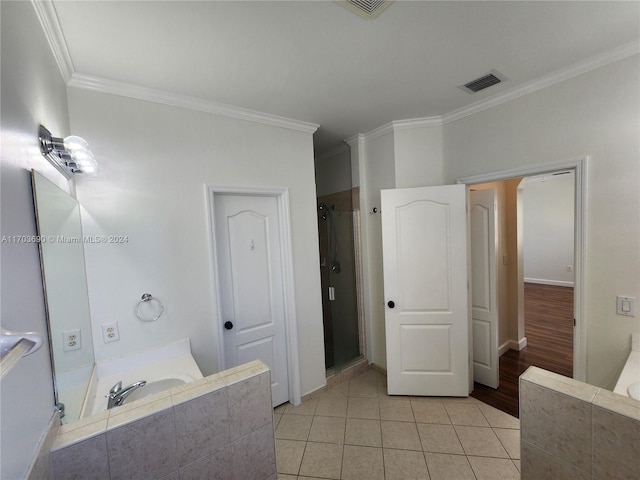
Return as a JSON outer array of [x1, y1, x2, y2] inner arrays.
[[314, 147, 364, 374], [520, 171, 575, 379], [460, 158, 585, 416]]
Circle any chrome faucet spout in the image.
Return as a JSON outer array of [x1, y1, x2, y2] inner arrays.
[[106, 380, 147, 409]]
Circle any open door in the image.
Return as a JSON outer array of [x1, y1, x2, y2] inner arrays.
[[470, 189, 499, 388], [381, 184, 470, 396]]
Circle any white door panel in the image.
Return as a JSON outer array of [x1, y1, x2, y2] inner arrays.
[[381, 184, 469, 397], [215, 194, 289, 406], [470, 189, 499, 388]]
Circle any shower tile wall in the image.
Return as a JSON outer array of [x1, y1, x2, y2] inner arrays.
[[50, 361, 275, 480]]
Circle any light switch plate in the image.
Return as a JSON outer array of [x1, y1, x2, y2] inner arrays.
[[616, 296, 636, 317]]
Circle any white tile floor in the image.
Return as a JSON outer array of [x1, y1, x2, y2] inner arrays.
[[274, 369, 521, 480]]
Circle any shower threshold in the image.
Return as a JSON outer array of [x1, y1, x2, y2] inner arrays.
[[325, 355, 369, 387]]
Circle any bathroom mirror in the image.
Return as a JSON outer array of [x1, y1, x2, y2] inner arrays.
[[31, 170, 95, 423]]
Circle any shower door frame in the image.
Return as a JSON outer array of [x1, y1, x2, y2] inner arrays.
[[317, 190, 367, 373], [207, 184, 302, 406]]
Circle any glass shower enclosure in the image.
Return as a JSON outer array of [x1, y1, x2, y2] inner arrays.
[[317, 199, 360, 372]]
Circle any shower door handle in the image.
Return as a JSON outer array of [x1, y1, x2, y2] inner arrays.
[[224, 321, 234, 330]]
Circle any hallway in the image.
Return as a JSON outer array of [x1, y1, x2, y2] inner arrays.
[[471, 283, 574, 417], [274, 369, 520, 480]]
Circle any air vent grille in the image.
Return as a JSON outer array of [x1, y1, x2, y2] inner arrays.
[[459, 70, 507, 94], [340, 0, 394, 19]]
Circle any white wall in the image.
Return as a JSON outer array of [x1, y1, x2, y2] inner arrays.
[[444, 55, 640, 389], [67, 88, 326, 397], [353, 123, 445, 368], [315, 146, 352, 197], [353, 132, 395, 368], [394, 125, 444, 188], [0, 2, 72, 477], [522, 172, 575, 286]]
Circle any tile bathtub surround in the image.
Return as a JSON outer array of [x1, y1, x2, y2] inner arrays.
[[520, 366, 640, 480], [592, 389, 640, 480], [274, 368, 521, 480], [26, 408, 60, 480], [50, 360, 276, 480]]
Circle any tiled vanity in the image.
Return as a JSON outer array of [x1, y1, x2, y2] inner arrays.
[[50, 360, 275, 480], [520, 366, 640, 480]]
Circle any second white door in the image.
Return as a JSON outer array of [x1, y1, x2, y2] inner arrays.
[[381, 184, 470, 396], [470, 189, 499, 389], [214, 194, 289, 406]]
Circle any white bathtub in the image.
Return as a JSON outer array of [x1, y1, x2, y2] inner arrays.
[[80, 339, 203, 418], [613, 333, 640, 400]]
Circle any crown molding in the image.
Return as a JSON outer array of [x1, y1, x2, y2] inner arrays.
[[31, 0, 74, 83], [31, 1, 636, 141], [392, 116, 443, 130], [68, 74, 319, 134], [345, 116, 442, 145], [32, 0, 318, 134], [443, 40, 640, 124], [365, 122, 395, 142], [345, 133, 366, 147], [345, 41, 638, 146]]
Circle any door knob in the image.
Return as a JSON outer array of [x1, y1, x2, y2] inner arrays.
[[224, 321, 234, 330], [387, 301, 395, 309]]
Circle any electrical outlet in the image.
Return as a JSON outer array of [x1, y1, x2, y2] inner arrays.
[[63, 329, 81, 352], [102, 322, 120, 343]]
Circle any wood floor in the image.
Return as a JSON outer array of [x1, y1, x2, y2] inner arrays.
[[470, 283, 574, 418]]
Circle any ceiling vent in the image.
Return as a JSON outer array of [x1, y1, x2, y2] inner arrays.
[[459, 70, 507, 94], [339, 0, 394, 20]]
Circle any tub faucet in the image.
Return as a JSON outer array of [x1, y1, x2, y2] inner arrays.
[[106, 380, 147, 409]]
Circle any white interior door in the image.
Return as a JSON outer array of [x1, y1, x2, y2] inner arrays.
[[470, 189, 499, 389], [214, 194, 289, 406], [381, 184, 470, 396]]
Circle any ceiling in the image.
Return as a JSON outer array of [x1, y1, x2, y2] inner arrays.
[[52, 1, 640, 155]]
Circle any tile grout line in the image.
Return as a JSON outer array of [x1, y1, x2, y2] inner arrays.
[[278, 369, 521, 480], [339, 393, 347, 480]]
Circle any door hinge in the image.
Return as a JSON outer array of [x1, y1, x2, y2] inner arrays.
[[573, 318, 576, 327]]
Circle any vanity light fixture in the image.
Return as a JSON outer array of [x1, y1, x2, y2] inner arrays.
[[38, 125, 98, 178]]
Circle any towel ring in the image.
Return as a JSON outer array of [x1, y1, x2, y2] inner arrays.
[[135, 293, 165, 322]]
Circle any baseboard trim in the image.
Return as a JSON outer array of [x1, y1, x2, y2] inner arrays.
[[517, 337, 528, 350], [525, 278, 574, 288], [301, 384, 327, 403], [500, 337, 528, 355], [302, 357, 371, 403], [498, 341, 511, 357]]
